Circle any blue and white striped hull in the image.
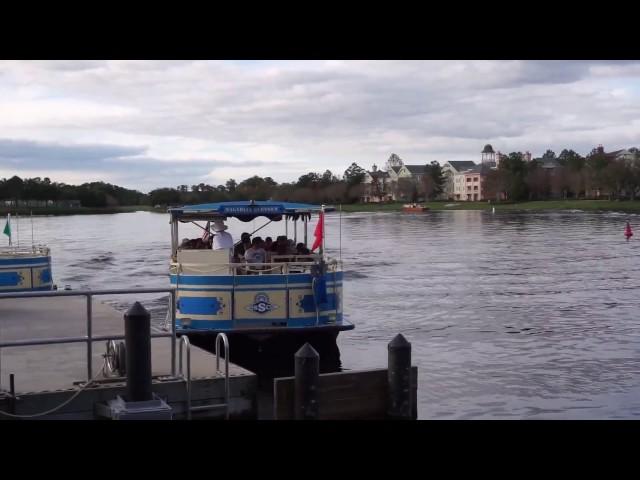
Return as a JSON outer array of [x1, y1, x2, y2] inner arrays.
[[0, 255, 54, 292], [170, 271, 344, 332]]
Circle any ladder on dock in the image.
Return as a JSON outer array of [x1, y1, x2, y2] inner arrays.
[[179, 333, 230, 420]]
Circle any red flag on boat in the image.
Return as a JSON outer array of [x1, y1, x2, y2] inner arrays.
[[311, 211, 324, 251], [625, 221, 633, 239]]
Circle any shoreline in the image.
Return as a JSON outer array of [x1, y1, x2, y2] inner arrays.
[[0, 205, 164, 216], [339, 200, 640, 213], [4, 200, 640, 216]]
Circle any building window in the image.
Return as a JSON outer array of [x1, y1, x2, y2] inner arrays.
[[466, 178, 472, 182], [473, 177, 479, 182], [474, 186, 478, 191], [474, 194, 478, 200]]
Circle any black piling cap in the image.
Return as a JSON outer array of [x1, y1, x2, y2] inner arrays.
[[388, 333, 411, 350], [125, 301, 150, 319], [295, 342, 319, 359]]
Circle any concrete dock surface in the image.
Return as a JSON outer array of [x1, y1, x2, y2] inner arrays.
[[0, 295, 257, 419]]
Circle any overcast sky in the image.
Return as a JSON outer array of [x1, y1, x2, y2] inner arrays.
[[0, 60, 639, 192]]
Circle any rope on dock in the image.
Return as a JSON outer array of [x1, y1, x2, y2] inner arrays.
[[0, 359, 109, 419]]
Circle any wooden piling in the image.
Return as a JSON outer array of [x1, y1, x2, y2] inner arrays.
[[388, 333, 413, 419], [294, 342, 319, 420], [124, 302, 152, 402]]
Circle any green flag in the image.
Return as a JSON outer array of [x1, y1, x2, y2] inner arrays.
[[3, 215, 11, 244]]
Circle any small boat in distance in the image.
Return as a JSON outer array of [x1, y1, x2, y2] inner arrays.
[[402, 204, 430, 213]]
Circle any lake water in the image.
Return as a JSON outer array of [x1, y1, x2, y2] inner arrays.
[[7, 209, 640, 419]]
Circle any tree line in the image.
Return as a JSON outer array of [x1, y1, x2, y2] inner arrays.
[[2, 147, 639, 208], [0, 163, 371, 207], [483, 148, 640, 201], [0, 176, 147, 207], [147, 164, 369, 206]]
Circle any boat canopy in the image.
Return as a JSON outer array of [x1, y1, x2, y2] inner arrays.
[[169, 200, 332, 222]]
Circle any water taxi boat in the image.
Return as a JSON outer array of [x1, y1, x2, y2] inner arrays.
[[168, 201, 353, 346], [0, 245, 54, 293], [1, 214, 53, 293], [402, 204, 430, 213]]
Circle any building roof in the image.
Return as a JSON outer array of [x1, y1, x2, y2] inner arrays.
[[387, 153, 404, 166], [404, 165, 427, 175], [446, 161, 477, 172], [390, 166, 402, 174], [368, 170, 390, 179], [604, 149, 625, 160], [482, 144, 494, 153]]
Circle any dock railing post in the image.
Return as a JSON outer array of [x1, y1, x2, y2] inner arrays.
[[388, 333, 412, 420], [170, 289, 176, 377], [124, 302, 153, 402], [294, 342, 319, 420], [86, 293, 93, 382]]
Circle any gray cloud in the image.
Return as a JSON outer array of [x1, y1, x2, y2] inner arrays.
[[1, 60, 639, 188], [0, 138, 280, 191], [0, 138, 145, 165]]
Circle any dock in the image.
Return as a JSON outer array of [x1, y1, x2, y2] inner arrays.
[[1, 288, 418, 420], [0, 291, 258, 420]]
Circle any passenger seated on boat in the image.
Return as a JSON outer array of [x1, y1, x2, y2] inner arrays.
[[264, 237, 273, 251], [271, 236, 290, 259], [234, 232, 251, 258], [181, 238, 207, 249], [296, 243, 310, 255], [245, 236, 267, 265]]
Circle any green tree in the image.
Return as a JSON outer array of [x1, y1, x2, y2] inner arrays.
[[5, 176, 24, 204], [557, 149, 582, 167], [237, 176, 277, 200], [149, 188, 182, 206], [343, 162, 366, 187], [498, 152, 529, 201], [320, 170, 338, 187], [225, 179, 237, 193], [296, 173, 321, 189], [423, 161, 445, 200]]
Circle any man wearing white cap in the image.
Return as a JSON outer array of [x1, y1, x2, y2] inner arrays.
[[211, 220, 234, 250]]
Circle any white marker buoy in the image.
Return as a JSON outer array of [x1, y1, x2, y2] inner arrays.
[[492, 207, 495, 214]]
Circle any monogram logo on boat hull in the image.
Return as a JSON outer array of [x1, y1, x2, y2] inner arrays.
[[246, 292, 278, 314]]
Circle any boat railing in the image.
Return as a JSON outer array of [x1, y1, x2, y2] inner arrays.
[[0, 245, 50, 257], [0, 287, 178, 385], [170, 256, 342, 276]]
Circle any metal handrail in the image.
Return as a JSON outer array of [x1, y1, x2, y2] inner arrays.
[[184, 332, 230, 419], [178, 335, 192, 420], [0, 245, 50, 256], [215, 332, 230, 420], [170, 259, 342, 276], [0, 287, 177, 384]]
